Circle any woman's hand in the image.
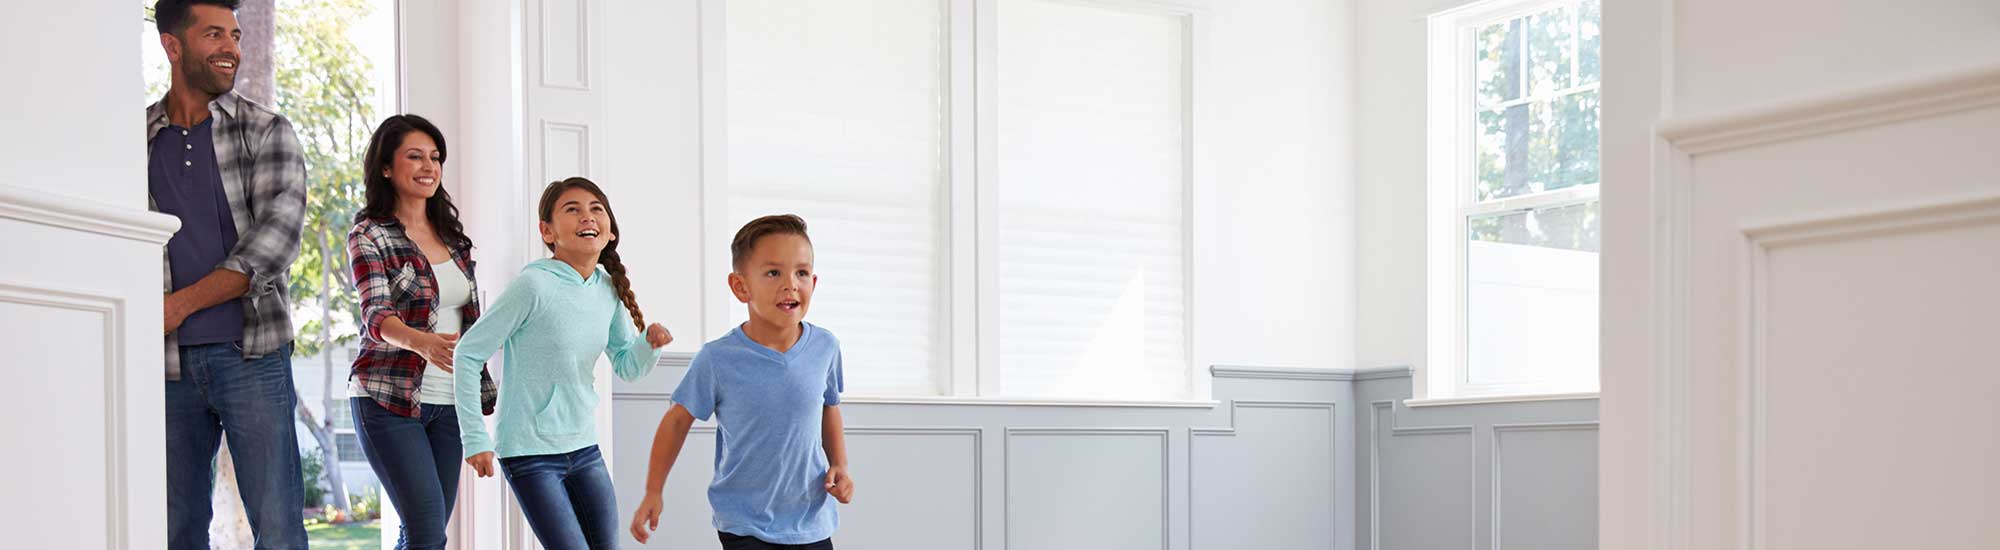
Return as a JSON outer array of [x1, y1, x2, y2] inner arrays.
[[415, 332, 459, 372]]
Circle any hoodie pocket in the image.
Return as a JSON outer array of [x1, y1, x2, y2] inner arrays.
[[533, 384, 598, 437]]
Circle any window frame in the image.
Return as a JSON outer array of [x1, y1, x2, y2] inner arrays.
[[703, 0, 1209, 402], [1425, 0, 1602, 400]]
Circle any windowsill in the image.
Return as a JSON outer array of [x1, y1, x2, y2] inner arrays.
[[1403, 391, 1598, 408], [840, 394, 1219, 409]]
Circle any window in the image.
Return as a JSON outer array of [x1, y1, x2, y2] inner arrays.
[[336, 432, 367, 463], [993, 0, 1188, 400], [328, 397, 354, 431], [1426, 0, 1601, 398], [721, 0, 1195, 400], [725, 0, 950, 396]]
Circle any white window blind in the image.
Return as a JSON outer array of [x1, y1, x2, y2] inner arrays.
[[726, 0, 949, 395], [994, 0, 1189, 400]]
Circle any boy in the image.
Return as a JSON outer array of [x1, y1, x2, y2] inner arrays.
[[629, 214, 855, 550]]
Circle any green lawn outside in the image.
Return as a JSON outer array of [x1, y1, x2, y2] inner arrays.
[[305, 519, 380, 550]]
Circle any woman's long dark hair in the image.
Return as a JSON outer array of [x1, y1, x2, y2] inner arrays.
[[357, 114, 473, 252], [538, 177, 646, 333]]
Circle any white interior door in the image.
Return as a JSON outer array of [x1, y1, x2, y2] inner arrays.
[[1604, 1, 2000, 548], [520, 0, 614, 480]]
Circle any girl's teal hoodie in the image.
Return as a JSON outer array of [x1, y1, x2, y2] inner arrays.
[[454, 258, 662, 459]]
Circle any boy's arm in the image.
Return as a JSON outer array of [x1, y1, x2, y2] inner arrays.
[[823, 405, 854, 503], [630, 404, 697, 543], [643, 404, 697, 496]]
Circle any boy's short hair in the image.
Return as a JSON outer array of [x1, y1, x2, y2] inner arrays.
[[731, 214, 812, 271]]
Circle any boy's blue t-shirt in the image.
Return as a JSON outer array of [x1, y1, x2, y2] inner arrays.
[[673, 321, 844, 544]]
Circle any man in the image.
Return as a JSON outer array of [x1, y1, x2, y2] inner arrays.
[[148, 1, 308, 547]]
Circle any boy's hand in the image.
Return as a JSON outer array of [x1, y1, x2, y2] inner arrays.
[[646, 323, 673, 349], [630, 492, 664, 543], [466, 451, 496, 478], [825, 466, 855, 504]]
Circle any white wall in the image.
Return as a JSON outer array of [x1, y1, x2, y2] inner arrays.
[[2, 3, 149, 209], [601, 0, 1359, 380], [0, 3, 177, 548], [1197, 0, 1357, 373], [602, 0, 707, 356], [1353, 0, 1480, 379]]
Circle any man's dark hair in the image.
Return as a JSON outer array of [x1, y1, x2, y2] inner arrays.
[[154, 0, 242, 37]]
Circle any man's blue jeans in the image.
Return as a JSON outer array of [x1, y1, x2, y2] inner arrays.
[[165, 342, 307, 550]]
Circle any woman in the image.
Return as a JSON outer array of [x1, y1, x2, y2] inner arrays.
[[345, 114, 497, 550]]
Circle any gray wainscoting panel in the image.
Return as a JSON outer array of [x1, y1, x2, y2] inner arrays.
[[842, 427, 983, 550], [1492, 423, 1598, 550], [1374, 405, 1476, 550], [1191, 400, 1339, 550], [611, 396, 718, 549], [1005, 428, 1170, 550], [1354, 370, 1599, 550], [611, 358, 1593, 550]]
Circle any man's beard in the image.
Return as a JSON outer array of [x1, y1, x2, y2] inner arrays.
[[177, 54, 237, 97]]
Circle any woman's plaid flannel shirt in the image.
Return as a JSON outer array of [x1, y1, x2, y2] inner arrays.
[[347, 216, 497, 417]]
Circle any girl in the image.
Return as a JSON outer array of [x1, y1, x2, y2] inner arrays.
[[346, 114, 495, 550], [454, 177, 673, 549]]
